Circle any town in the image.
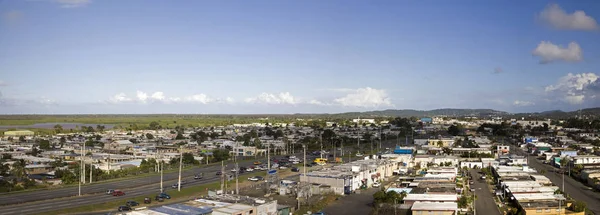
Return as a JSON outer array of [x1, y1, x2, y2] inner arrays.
[[0, 114, 599, 215]]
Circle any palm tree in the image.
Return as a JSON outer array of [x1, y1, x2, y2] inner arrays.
[[11, 159, 27, 180]]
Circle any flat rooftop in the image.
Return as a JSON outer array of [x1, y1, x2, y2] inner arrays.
[[412, 202, 458, 211], [404, 193, 458, 202]]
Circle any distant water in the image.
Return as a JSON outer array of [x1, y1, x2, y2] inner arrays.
[[0, 123, 115, 130]]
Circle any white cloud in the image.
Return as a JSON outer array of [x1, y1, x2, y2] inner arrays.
[[109, 93, 132, 103], [545, 73, 599, 104], [532, 41, 582, 64], [333, 87, 392, 108], [538, 4, 599, 31], [151, 92, 166, 101], [3, 11, 22, 23], [54, 0, 91, 8], [0, 80, 7, 87], [245, 92, 297, 105], [136, 90, 148, 103], [308, 99, 328, 106], [185, 94, 213, 104], [225, 97, 235, 104], [513, 100, 535, 106]]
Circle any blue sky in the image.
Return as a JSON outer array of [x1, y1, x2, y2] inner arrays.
[[1, 0, 600, 114]]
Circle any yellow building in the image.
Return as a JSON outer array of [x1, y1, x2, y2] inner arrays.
[[4, 130, 35, 137], [519, 200, 584, 215]]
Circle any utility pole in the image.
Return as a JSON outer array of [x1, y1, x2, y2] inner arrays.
[[78, 143, 81, 196], [82, 141, 85, 184], [178, 146, 183, 192], [379, 126, 382, 151], [220, 161, 224, 192], [303, 144, 307, 175], [160, 153, 164, 193], [320, 133, 323, 159], [235, 162, 239, 195], [89, 162, 92, 183]]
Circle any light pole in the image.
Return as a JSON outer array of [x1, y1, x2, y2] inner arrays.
[[178, 146, 183, 192], [160, 152, 164, 193]]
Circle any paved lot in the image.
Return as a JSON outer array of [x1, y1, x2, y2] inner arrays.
[[470, 169, 501, 215], [322, 188, 378, 215]]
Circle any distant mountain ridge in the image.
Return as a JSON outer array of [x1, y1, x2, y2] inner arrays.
[[330, 107, 600, 118], [331, 108, 508, 118]]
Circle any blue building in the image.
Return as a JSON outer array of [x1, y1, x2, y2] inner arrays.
[[393, 146, 413, 155]]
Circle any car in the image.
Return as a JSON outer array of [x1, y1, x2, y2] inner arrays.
[[279, 166, 287, 169], [194, 174, 203, 180], [216, 171, 222, 175], [155, 196, 164, 202], [143, 197, 151, 204], [254, 161, 262, 165], [246, 167, 254, 172], [231, 169, 238, 172], [157, 193, 171, 199], [106, 189, 115, 195], [480, 176, 486, 179], [248, 176, 264, 182], [112, 190, 125, 196], [312, 212, 327, 215], [126, 200, 139, 206], [172, 183, 182, 189], [373, 182, 381, 188], [118, 206, 132, 212], [469, 181, 474, 185], [291, 167, 300, 172]]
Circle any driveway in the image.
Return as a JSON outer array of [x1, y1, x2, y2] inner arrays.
[[470, 170, 501, 215], [322, 188, 378, 215]]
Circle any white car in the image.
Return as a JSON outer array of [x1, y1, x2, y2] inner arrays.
[[373, 182, 381, 188], [246, 168, 254, 172], [279, 166, 287, 169]]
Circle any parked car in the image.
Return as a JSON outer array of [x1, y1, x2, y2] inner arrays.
[[157, 193, 171, 199], [216, 171, 222, 175], [155, 196, 164, 202], [279, 166, 287, 170], [194, 174, 203, 180], [291, 167, 300, 172], [118, 206, 131, 212], [112, 190, 125, 196], [254, 161, 262, 165], [126, 200, 139, 207], [373, 182, 381, 188], [248, 176, 264, 182], [143, 197, 151, 204], [246, 167, 254, 172]]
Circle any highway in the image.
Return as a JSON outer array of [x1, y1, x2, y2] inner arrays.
[[511, 145, 600, 214], [0, 153, 307, 215], [0, 154, 295, 206]]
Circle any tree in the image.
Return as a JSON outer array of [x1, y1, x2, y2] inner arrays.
[[146, 133, 155, 140], [18, 136, 25, 143], [10, 159, 27, 180], [182, 153, 197, 165], [437, 140, 444, 147], [96, 125, 105, 133], [149, 121, 160, 130], [39, 139, 51, 150], [570, 201, 586, 212], [54, 124, 63, 134], [212, 149, 230, 162], [447, 125, 461, 136]]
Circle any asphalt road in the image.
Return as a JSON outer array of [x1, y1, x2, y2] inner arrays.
[[0, 154, 299, 207], [470, 169, 501, 215], [511, 146, 600, 214], [322, 187, 378, 215]]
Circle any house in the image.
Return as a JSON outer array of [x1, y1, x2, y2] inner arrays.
[[4, 130, 35, 137], [411, 202, 457, 215]]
